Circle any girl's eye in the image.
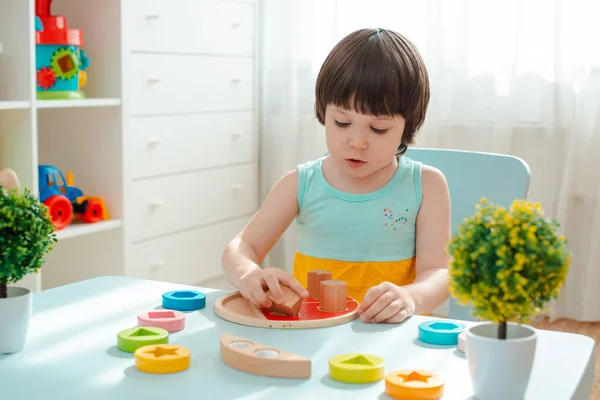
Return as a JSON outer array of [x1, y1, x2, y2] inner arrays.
[[371, 127, 388, 134], [334, 120, 350, 128]]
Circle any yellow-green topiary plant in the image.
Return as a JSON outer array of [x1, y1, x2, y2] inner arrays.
[[447, 198, 571, 339]]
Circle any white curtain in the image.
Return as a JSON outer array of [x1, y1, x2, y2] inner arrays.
[[258, 0, 600, 321]]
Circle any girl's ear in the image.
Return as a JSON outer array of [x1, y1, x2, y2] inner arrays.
[[0, 168, 21, 192]]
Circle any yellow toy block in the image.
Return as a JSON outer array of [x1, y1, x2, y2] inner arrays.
[[328, 353, 384, 383], [385, 369, 444, 400], [134, 344, 190, 374]]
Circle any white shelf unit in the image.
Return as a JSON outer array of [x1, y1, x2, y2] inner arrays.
[[36, 98, 121, 109], [0, 0, 259, 292], [0, 101, 31, 110]]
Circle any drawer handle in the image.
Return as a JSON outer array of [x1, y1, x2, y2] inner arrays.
[[147, 78, 161, 84], [231, 132, 243, 139], [149, 200, 164, 208], [232, 184, 244, 190], [146, 14, 160, 20], [151, 261, 165, 268], [231, 77, 241, 83], [231, 22, 242, 28], [147, 139, 162, 146]]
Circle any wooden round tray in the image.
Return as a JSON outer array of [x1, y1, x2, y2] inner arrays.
[[213, 291, 359, 329]]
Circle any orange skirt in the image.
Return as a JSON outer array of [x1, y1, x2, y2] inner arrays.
[[292, 252, 416, 302]]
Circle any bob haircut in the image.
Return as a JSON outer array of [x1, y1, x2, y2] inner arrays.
[[315, 28, 430, 156]]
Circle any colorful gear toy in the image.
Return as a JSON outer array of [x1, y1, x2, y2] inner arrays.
[[37, 67, 57, 89], [50, 47, 79, 80]]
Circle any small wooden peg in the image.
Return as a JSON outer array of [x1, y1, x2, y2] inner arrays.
[[319, 280, 347, 312], [307, 270, 332, 299]]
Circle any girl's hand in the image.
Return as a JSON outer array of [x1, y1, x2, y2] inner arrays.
[[357, 282, 415, 323], [238, 267, 309, 308]]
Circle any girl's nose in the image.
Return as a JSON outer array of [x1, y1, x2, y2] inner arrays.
[[348, 131, 368, 150]]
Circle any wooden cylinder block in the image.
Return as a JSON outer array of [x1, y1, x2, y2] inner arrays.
[[319, 280, 347, 312], [307, 270, 332, 299]]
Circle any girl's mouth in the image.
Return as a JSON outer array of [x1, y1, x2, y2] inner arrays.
[[346, 158, 366, 168]]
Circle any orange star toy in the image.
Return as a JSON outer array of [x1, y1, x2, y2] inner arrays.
[[385, 369, 444, 400]]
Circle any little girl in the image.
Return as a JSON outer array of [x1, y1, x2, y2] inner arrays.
[[221, 28, 451, 324]]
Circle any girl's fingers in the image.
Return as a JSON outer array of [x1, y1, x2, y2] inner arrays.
[[357, 283, 388, 314], [277, 272, 309, 298], [384, 308, 409, 324], [251, 282, 271, 308], [371, 299, 403, 323], [264, 274, 285, 303], [359, 291, 395, 322]]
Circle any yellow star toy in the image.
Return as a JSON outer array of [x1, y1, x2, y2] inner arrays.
[[134, 344, 191, 374], [385, 369, 444, 400]]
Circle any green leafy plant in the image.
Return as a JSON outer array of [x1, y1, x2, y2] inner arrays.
[[0, 186, 57, 299], [447, 198, 571, 339]]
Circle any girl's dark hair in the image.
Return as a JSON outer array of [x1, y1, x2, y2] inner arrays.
[[315, 28, 430, 156]]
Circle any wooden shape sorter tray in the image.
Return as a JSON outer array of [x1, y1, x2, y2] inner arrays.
[[213, 291, 359, 329]]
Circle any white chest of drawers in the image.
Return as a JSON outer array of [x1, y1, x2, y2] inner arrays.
[[122, 0, 259, 285]]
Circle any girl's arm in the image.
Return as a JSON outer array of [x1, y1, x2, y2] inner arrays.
[[403, 165, 451, 314], [221, 169, 308, 307]]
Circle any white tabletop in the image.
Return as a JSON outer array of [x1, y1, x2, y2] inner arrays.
[[0, 276, 595, 399]]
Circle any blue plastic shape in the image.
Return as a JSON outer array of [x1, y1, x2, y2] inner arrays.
[[162, 290, 206, 311]]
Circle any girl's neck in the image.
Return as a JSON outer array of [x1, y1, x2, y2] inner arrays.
[[322, 156, 399, 195]]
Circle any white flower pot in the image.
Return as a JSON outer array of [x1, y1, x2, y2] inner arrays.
[[0, 286, 32, 354], [466, 322, 537, 400]]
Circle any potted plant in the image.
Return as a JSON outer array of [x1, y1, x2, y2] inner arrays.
[[0, 169, 56, 354], [447, 198, 570, 400]]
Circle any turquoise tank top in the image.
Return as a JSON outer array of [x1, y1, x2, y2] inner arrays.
[[295, 155, 423, 262]]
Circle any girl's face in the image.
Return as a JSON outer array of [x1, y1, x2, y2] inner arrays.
[[325, 104, 406, 179]]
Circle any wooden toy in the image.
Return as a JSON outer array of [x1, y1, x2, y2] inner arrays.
[[137, 310, 185, 332], [261, 285, 302, 316], [117, 326, 168, 353], [214, 291, 358, 329], [307, 270, 332, 299], [385, 369, 444, 400], [220, 332, 310, 378], [319, 280, 347, 312], [134, 344, 190, 374], [0, 168, 20, 192], [328, 353, 385, 383], [162, 290, 206, 311], [418, 321, 465, 345], [457, 331, 466, 353]]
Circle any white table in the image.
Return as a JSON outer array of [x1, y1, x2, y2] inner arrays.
[[0, 276, 595, 399]]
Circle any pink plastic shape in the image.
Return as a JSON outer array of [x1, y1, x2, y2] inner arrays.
[[137, 310, 185, 332]]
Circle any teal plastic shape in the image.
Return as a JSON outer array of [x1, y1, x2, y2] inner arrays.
[[162, 290, 206, 311], [418, 321, 465, 345], [117, 326, 168, 353]]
